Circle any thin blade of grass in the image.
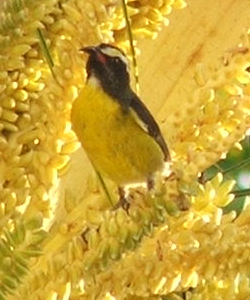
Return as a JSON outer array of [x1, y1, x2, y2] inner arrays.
[[37, 28, 57, 80], [96, 171, 114, 207], [121, 0, 140, 95]]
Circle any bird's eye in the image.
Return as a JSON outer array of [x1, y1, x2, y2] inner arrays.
[[112, 57, 120, 64]]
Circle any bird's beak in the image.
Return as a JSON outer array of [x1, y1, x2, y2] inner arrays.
[[80, 45, 107, 64], [79, 46, 97, 55]]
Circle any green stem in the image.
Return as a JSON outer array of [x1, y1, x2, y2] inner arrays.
[[220, 157, 250, 174], [37, 28, 57, 80], [231, 188, 250, 198], [121, 0, 140, 94], [96, 171, 114, 207]]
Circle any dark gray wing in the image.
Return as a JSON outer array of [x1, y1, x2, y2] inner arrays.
[[129, 91, 171, 162]]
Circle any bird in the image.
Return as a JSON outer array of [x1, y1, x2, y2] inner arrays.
[[71, 43, 170, 208]]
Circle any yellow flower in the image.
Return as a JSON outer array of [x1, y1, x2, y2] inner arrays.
[[0, 0, 250, 299]]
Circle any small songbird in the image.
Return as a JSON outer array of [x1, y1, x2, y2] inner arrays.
[[71, 43, 170, 207]]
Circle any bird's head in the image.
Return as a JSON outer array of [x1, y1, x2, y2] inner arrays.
[[81, 43, 130, 99]]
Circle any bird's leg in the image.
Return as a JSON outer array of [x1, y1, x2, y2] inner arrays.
[[118, 186, 130, 210], [147, 175, 154, 191], [112, 186, 130, 211]]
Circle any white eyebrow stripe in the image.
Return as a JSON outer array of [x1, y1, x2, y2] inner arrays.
[[99, 47, 128, 66]]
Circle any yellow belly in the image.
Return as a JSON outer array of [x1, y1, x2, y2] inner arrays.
[[71, 83, 164, 185]]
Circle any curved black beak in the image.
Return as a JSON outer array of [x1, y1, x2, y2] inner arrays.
[[79, 45, 107, 64], [79, 46, 97, 55]]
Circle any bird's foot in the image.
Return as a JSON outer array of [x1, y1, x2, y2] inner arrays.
[[112, 186, 130, 211]]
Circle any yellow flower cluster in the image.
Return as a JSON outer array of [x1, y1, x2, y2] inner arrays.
[[0, 0, 250, 299], [171, 46, 250, 182], [80, 174, 250, 299]]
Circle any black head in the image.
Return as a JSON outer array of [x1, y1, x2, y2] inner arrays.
[[81, 43, 131, 100]]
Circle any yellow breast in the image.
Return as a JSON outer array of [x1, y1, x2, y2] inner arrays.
[[71, 82, 164, 185]]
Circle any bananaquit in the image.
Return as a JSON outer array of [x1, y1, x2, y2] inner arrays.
[[71, 43, 170, 207]]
